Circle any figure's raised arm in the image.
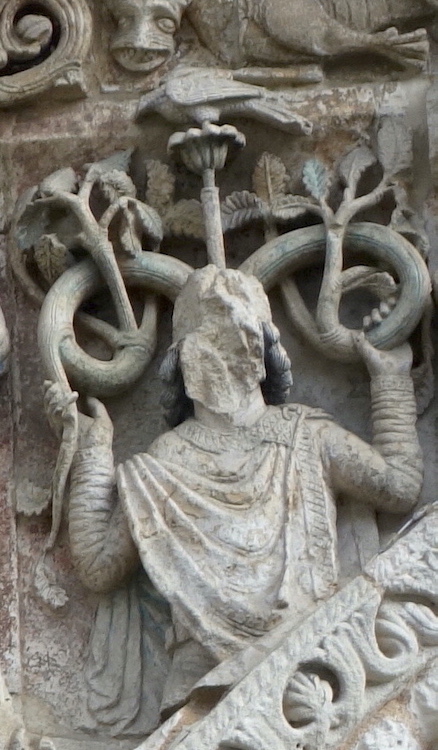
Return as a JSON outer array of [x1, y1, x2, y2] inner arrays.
[[45, 384, 139, 592], [315, 337, 423, 513]]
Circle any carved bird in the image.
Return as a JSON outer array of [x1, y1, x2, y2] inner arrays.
[[137, 67, 313, 135]]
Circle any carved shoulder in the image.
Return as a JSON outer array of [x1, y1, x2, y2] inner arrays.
[[147, 428, 187, 461]]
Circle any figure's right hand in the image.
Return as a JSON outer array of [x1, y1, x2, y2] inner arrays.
[[44, 380, 78, 439], [44, 382, 113, 448]]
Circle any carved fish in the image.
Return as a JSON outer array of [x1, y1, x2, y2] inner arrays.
[[104, 0, 436, 73]]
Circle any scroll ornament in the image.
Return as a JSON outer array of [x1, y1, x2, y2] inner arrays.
[[135, 505, 438, 750], [0, 0, 92, 106]]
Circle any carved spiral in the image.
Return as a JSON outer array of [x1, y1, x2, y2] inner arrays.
[[37, 221, 430, 397], [0, 0, 91, 104], [38, 253, 192, 397], [0, 3, 53, 69], [242, 222, 431, 363]]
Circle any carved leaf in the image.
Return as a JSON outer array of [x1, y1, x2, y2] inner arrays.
[[15, 480, 51, 516], [39, 168, 77, 197], [252, 152, 288, 204], [34, 561, 68, 609], [338, 146, 376, 193], [403, 601, 438, 646], [271, 194, 314, 221], [221, 191, 264, 231], [84, 150, 133, 180], [390, 184, 429, 257], [119, 208, 142, 258], [164, 199, 205, 240], [99, 169, 136, 204], [34, 234, 75, 285], [302, 159, 331, 201], [145, 160, 176, 216], [341, 266, 398, 298], [118, 199, 163, 256], [15, 189, 50, 251], [377, 117, 411, 177]]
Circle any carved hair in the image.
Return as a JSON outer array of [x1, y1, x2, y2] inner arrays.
[[159, 322, 293, 427], [261, 322, 293, 406]]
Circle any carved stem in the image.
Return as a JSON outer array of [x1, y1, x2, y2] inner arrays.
[[201, 168, 226, 269], [38, 192, 138, 331], [316, 226, 345, 335], [88, 234, 138, 331]]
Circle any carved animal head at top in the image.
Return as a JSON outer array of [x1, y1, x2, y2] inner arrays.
[[104, 0, 190, 72]]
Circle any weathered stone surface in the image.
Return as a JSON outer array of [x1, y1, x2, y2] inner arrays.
[[0, 1, 437, 749]]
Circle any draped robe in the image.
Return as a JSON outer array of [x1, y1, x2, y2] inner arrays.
[[117, 404, 338, 663]]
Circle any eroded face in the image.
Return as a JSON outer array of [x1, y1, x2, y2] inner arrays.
[[106, 0, 186, 72], [173, 266, 271, 416]]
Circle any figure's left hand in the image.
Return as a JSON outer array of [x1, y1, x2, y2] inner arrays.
[[354, 332, 412, 377]]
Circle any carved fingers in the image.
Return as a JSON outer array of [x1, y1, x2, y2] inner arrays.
[[43, 380, 78, 439], [371, 27, 429, 70], [363, 295, 397, 332], [77, 397, 114, 450]]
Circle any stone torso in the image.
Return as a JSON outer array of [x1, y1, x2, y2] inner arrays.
[[117, 405, 339, 660]]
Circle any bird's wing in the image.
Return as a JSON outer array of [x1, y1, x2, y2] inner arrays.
[[166, 73, 263, 105], [137, 87, 165, 115]]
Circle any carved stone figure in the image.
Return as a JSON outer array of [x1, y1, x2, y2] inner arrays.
[[138, 67, 314, 133], [45, 264, 423, 728], [105, 0, 434, 73]]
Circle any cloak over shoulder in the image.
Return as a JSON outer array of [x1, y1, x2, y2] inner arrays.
[[117, 405, 338, 661]]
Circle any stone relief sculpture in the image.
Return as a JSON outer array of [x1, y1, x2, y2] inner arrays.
[[44, 261, 425, 729], [2, 0, 438, 744], [105, 0, 434, 74], [104, 0, 438, 137], [10, 105, 436, 748], [0, 0, 92, 105]]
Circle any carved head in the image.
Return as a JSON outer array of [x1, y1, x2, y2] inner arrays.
[[160, 266, 292, 424], [105, 0, 190, 72]]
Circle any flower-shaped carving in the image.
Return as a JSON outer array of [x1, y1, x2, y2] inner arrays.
[[283, 670, 334, 728], [168, 122, 246, 176]]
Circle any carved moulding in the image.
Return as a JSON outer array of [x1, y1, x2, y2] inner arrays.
[[135, 507, 438, 750], [0, 0, 92, 106]]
